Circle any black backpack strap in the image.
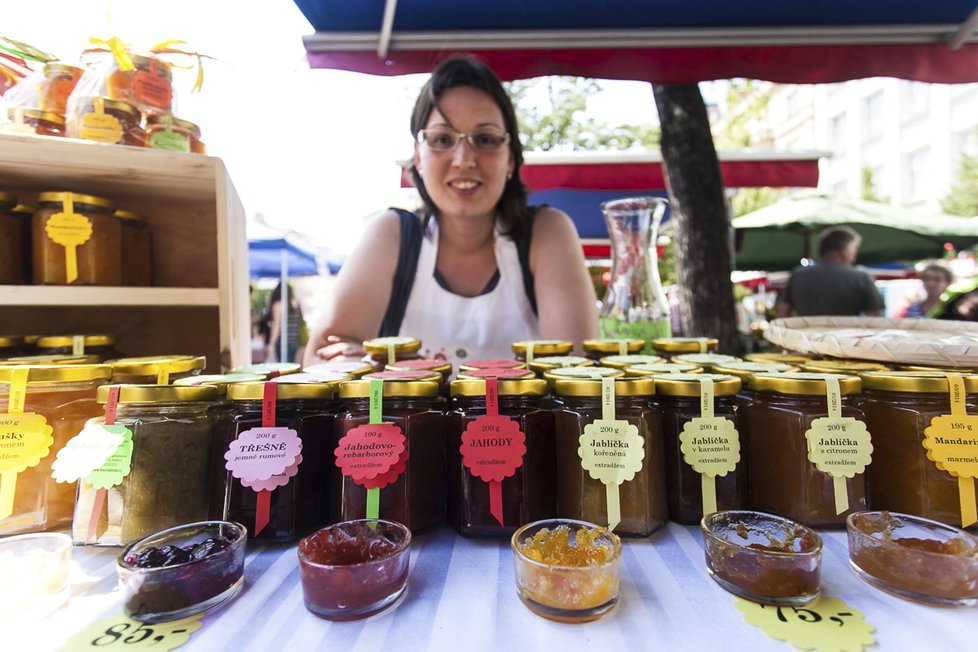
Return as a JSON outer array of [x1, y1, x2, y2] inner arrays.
[[514, 206, 540, 316], [378, 209, 423, 336]]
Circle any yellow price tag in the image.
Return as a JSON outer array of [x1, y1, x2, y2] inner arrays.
[[59, 613, 203, 651], [735, 596, 876, 652], [0, 412, 54, 520], [923, 374, 978, 526], [44, 193, 93, 284]]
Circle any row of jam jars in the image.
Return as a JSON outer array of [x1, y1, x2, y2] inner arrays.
[[553, 376, 667, 537], [333, 374, 445, 532], [214, 376, 345, 542], [857, 371, 978, 528], [655, 373, 748, 524], [739, 372, 870, 528], [0, 363, 110, 535], [446, 377, 556, 536], [71, 384, 219, 545]]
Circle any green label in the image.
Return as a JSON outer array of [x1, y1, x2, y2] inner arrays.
[[149, 130, 191, 152], [84, 430, 134, 490]]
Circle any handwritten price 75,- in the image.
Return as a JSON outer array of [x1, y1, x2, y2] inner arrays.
[[735, 596, 876, 652]]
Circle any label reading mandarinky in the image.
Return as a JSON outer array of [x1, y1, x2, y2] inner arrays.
[[923, 373, 978, 527]]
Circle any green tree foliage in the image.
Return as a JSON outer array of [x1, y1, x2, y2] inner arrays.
[[505, 77, 659, 151], [860, 165, 887, 202], [941, 150, 978, 216]]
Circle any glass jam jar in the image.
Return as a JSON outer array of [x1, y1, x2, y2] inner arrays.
[[73, 384, 220, 545], [582, 339, 645, 361], [447, 378, 556, 536], [115, 210, 152, 286], [0, 191, 28, 285], [146, 115, 205, 154], [672, 353, 742, 368], [5, 107, 65, 137], [857, 371, 978, 527], [624, 362, 703, 377], [740, 373, 868, 528], [553, 377, 667, 537], [38, 62, 83, 114], [386, 359, 453, 394], [0, 336, 29, 360], [458, 359, 528, 373], [745, 352, 812, 366], [598, 354, 664, 370], [652, 337, 718, 358], [67, 97, 145, 147], [362, 336, 422, 371], [304, 360, 374, 380], [711, 361, 798, 404], [37, 335, 120, 362], [800, 360, 888, 374], [106, 54, 173, 116], [334, 377, 444, 531], [107, 356, 207, 384], [543, 366, 624, 390], [33, 192, 121, 286], [215, 379, 341, 542], [654, 373, 747, 524], [527, 356, 594, 377], [0, 363, 110, 535], [512, 340, 573, 363]]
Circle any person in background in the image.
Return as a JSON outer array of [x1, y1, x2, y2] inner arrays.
[[304, 55, 597, 365], [776, 226, 884, 317], [904, 262, 954, 318], [932, 275, 978, 321], [266, 281, 304, 363]]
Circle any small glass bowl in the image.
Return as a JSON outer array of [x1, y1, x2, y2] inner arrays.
[[298, 519, 412, 621], [511, 518, 622, 623], [701, 510, 822, 605], [116, 521, 246, 623], [0, 532, 72, 620], [847, 511, 978, 606]]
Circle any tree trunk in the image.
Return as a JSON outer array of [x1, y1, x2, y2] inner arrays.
[[652, 83, 740, 354]]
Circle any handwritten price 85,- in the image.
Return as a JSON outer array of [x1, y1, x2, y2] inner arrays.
[[92, 622, 188, 646], [61, 613, 202, 651]]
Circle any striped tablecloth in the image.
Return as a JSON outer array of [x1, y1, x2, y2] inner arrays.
[[15, 524, 976, 651]]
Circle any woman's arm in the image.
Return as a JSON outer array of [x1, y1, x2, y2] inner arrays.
[[529, 207, 599, 348], [302, 209, 402, 366]]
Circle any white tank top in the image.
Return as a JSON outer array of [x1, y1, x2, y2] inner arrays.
[[399, 219, 540, 364]]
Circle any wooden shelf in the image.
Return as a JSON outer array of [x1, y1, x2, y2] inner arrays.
[[0, 286, 220, 307]]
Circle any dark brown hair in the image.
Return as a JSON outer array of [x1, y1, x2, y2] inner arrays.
[[409, 54, 528, 235], [818, 226, 861, 257]]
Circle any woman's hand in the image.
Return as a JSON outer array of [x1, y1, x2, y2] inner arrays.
[[313, 336, 367, 362]]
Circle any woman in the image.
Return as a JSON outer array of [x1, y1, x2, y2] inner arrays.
[[904, 262, 953, 318], [267, 281, 304, 363], [305, 55, 597, 365]]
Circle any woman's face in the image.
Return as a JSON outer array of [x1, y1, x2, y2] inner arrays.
[[413, 86, 513, 222], [922, 270, 950, 299]]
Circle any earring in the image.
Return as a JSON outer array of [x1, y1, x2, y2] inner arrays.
[[506, 171, 513, 180]]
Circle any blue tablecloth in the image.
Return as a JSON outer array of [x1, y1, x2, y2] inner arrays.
[[15, 524, 977, 651]]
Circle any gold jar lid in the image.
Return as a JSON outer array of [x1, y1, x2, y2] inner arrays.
[[0, 364, 111, 383], [859, 371, 978, 394], [456, 368, 535, 380], [625, 362, 703, 376], [0, 191, 16, 207], [710, 361, 798, 381], [0, 335, 26, 348], [748, 372, 862, 396], [599, 354, 665, 369], [745, 352, 812, 365], [173, 373, 264, 392], [107, 355, 206, 375], [230, 362, 301, 378], [38, 191, 115, 210], [672, 353, 741, 367], [527, 356, 593, 373], [511, 340, 573, 356], [654, 373, 742, 397], [362, 336, 422, 355], [652, 337, 718, 353], [554, 377, 655, 397], [304, 361, 374, 379], [43, 61, 83, 77], [458, 359, 527, 372], [11, 204, 33, 217], [74, 96, 141, 117], [582, 339, 645, 354], [800, 360, 888, 374], [544, 366, 624, 383], [7, 107, 66, 125], [98, 383, 218, 404], [146, 114, 201, 137], [451, 378, 548, 397], [897, 364, 978, 374], [386, 359, 453, 376], [114, 209, 146, 223], [339, 378, 439, 399], [227, 380, 337, 401], [364, 370, 441, 383], [2, 354, 100, 365], [37, 334, 117, 349], [277, 371, 351, 384]]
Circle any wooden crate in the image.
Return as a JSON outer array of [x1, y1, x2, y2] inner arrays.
[[0, 133, 250, 371]]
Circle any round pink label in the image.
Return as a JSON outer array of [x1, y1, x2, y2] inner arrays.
[[461, 416, 526, 482], [361, 449, 409, 489], [461, 368, 532, 379], [225, 427, 302, 484], [335, 423, 406, 484]]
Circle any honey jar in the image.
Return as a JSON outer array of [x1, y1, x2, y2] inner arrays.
[[115, 210, 152, 286], [33, 192, 121, 286], [145, 115, 205, 154], [37, 335, 120, 362], [106, 355, 207, 384], [5, 107, 65, 137], [582, 339, 645, 360], [67, 97, 145, 147], [37, 62, 83, 114]]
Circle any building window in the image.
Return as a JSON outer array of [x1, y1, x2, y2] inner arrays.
[[901, 82, 929, 122], [786, 89, 801, 116], [903, 147, 930, 202], [829, 113, 847, 154], [862, 91, 883, 141]]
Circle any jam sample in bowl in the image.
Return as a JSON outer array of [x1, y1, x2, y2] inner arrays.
[[511, 518, 622, 623], [847, 511, 978, 606], [298, 519, 412, 620], [116, 521, 246, 623], [701, 510, 822, 605]]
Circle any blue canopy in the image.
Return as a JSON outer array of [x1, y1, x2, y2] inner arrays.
[[247, 223, 326, 279], [530, 188, 670, 240]]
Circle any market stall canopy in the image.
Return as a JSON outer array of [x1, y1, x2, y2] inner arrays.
[[733, 192, 978, 271], [248, 222, 328, 279], [295, 0, 978, 83]]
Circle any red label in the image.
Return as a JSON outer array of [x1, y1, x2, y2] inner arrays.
[[364, 370, 434, 380], [462, 368, 531, 379], [361, 449, 409, 489], [465, 359, 523, 369], [335, 423, 406, 484], [133, 70, 172, 109], [461, 416, 526, 482], [261, 382, 277, 428]]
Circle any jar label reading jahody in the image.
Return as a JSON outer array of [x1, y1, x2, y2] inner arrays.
[[81, 112, 124, 143], [461, 416, 526, 482]]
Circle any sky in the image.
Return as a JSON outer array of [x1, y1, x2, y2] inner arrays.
[[4, 0, 704, 256]]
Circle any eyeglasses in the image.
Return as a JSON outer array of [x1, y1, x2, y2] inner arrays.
[[417, 127, 510, 152]]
